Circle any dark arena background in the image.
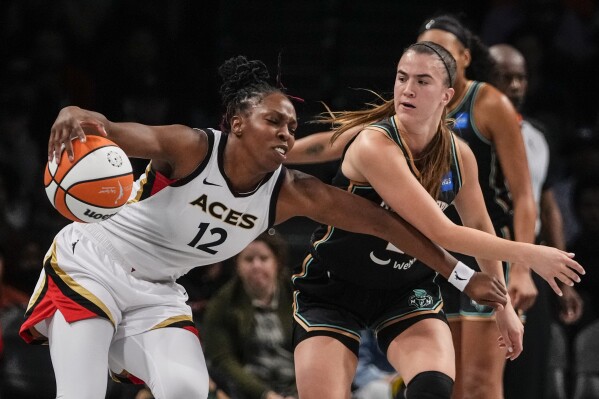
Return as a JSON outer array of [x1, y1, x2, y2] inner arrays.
[[0, 1, 598, 398]]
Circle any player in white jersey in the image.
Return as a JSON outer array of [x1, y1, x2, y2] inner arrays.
[[19, 55, 514, 399]]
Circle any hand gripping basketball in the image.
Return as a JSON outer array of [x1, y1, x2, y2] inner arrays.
[[44, 135, 133, 223]]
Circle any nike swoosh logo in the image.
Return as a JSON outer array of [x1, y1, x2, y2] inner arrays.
[[203, 177, 221, 187], [454, 271, 466, 281], [369, 251, 391, 266]]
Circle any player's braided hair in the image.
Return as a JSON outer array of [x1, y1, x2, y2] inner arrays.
[[218, 55, 281, 133]]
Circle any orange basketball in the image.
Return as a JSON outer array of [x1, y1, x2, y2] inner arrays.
[[44, 135, 134, 223]]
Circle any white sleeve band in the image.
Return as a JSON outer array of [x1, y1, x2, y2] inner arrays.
[[448, 261, 476, 292]]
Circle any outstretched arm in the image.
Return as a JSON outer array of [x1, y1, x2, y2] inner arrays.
[[48, 106, 207, 179], [343, 129, 584, 295], [276, 169, 508, 309]]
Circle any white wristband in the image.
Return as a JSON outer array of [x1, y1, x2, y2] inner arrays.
[[448, 261, 475, 292]]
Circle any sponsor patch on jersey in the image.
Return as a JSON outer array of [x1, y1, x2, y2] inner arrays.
[[440, 171, 453, 192], [454, 112, 469, 129]]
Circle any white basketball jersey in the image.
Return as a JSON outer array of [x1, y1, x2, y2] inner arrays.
[[79, 129, 286, 282]]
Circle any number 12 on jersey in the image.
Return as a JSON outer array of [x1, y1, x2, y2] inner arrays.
[[187, 222, 227, 254]]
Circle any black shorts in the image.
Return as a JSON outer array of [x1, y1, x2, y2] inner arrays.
[[292, 274, 446, 356]]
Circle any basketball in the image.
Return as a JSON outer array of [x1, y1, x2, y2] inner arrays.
[[44, 135, 134, 223]]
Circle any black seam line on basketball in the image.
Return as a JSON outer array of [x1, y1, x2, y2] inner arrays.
[[59, 171, 132, 210], [63, 172, 132, 211], [64, 198, 84, 223], [60, 170, 133, 187], [47, 164, 64, 188], [58, 174, 132, 212], [45, 164, 54, 188]]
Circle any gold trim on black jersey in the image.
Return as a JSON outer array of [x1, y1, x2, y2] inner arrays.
[[376, 301, 444, 331], [292, 292, 361, 342]]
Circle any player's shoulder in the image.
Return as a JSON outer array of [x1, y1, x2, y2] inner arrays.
[[475, 82, 511, 109]]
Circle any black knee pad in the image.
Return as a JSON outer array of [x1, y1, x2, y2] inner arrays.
[[404, 371, 453, 399]]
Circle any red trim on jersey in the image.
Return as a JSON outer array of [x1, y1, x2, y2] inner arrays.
[[150, 170, 177, 196], [183, 325, 199, 339], [19, 277, 99, 343], [127, 374, 145, 385]]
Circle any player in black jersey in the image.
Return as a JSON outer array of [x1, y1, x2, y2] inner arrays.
[[288, 43, 583, 399], [417, 15, 538, 398]]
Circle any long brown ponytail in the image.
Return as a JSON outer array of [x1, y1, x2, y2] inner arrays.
[[415, 107, 454, 198]]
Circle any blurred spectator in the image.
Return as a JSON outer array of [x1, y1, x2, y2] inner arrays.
[[203, 231, 296, 399]]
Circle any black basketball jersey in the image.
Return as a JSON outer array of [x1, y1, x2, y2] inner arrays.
[[307, 115, 463, 290], [447, 81, 512, 229]]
